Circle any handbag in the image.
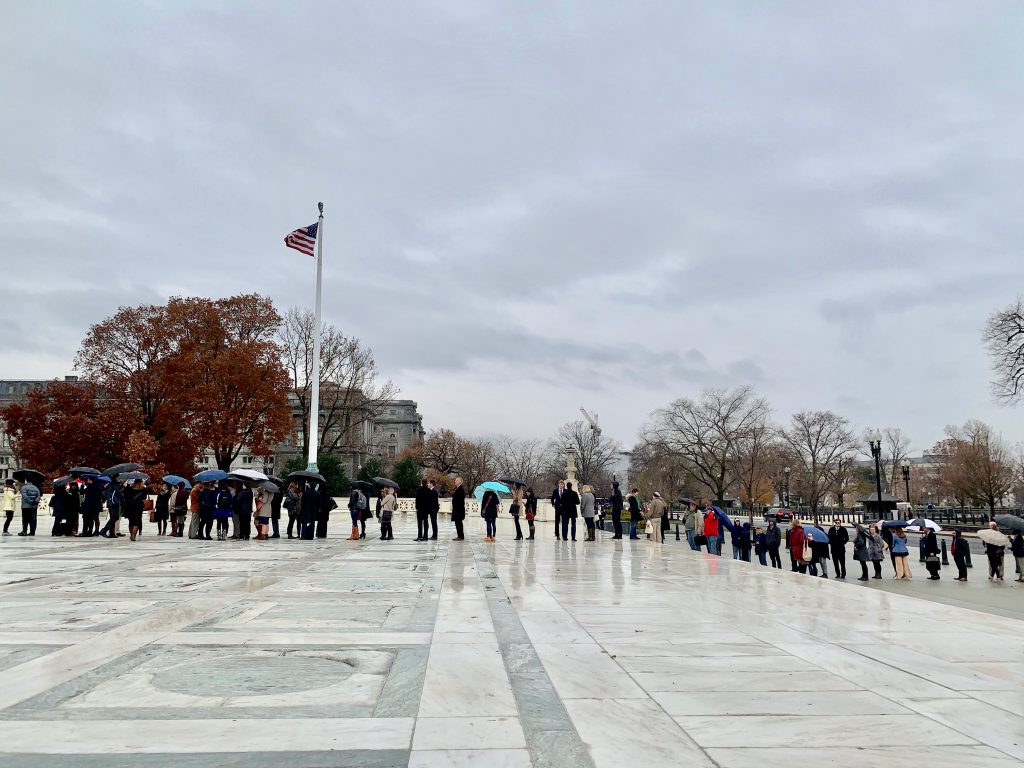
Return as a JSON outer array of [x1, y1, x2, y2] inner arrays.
[[694, 534, 708, 546], [802, 544, 814, 562], [143, 498, 154, 512], [925, 554, 940, 564]]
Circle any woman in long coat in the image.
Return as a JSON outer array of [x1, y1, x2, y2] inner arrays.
[[481, 489, 499, 543], [855, 522, 884, 580], [922, 528, 941, 580], [788, 521, 806, 573]]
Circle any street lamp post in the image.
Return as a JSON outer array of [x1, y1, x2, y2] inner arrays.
[[867, 430, 884, 520], [901, 462, 911, 507], [783, 466, 791, 508]]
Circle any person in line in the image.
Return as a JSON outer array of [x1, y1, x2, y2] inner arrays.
[[788, 520, 806, 573], [213, 481, 233, 540], [704, 505, 722, 555], [950, 528, 969, 581], [889, 526, 912, 580], [627, 489, 643, 540], [511, 485, 525, 540], [65, 481, 81, 536], [2, 479, 16, 535], [99, 480, 122, 538], [284, 481, 300, 538], [414, 479, 431, 542], [348, 485, 366, 541], [1011, 531, 1024, 583], [17, 479, 40, 536], [810, 526, 830, 578], [357, 487, 371, 539], [828, 519, 849, 579], [81, 476, 103, 536], [481, 488, 499, 542], [380, 486, 395, 540], [187, 481, 202, 539], [560, 481, 580, 542], [269, 484, 282, 539], [234, 481, 253, 541], [764, 518, 782, 568], [374, 488, 383, 524], [922, 526, 941, 580], [984, 522, 1005, 582], [524, 487, 537, 540], [50, 484, 67, 537], [450, 477, 466, 541], [551, 480, 566, 540], [154, 482, 171, 536], [254, 487, 271, 540], [736, 521, 752, 562], [315, 488, 335, 538], [579, 485, 597, 541], [643, 492, 668, 543], [610, 481, 624, 539], [428, 480, 440, 540], [730, 518, 744, 559], [754, 525, 768, 565], [172, 482, 188, 537], [683, 502, 702, 551], [198, 481, 215, 540], [299, 483, 319, 540], [880, 526, 897, 575], [124, 478, 147, 542]]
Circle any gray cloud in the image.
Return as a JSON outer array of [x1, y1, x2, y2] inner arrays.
[[3, 2, 1024, 451]]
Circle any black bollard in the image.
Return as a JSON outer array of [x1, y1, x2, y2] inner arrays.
[[941, 538, 949, 565], [675, 524, 681, 541]]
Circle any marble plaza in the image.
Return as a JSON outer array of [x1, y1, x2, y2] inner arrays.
[[0, 514, 1022, 768]]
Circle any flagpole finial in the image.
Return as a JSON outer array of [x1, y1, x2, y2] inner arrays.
[[318, 201, 324, 216]]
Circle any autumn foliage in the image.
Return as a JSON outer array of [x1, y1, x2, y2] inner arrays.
[[2, 294, 293, 478]]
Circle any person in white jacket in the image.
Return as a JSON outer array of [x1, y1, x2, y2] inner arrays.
[[2, 480, 17, 535], [644, 492, 668, 544]]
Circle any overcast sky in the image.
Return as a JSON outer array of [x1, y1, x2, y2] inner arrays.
[[3, 2, 1024, 455]]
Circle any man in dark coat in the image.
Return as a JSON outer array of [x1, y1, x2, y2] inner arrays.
[[550, 481, 565, 540], [414, 479, 431, 541], [315, 488, 334, 538], [81, 477, 103, 536], [560, 481, 580, 541], [199, 482, 216, 540], [450, 477, 466, 541], [610, 481, 624, 539], [428, 480, 440, 540], [828, 519, 849, 579], [234, 483, 253, 540], [299, 483, 319, 540]]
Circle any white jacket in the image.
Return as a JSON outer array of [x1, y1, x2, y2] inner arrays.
[[1, 487, 17, 513]]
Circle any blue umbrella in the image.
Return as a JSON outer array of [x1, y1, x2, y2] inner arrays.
[[881, 520, 910, 528], [163, 474, 192, 489], [711, 506, 735, 532], [194, 469, 228, 483], [802, 526, 829, 543], [474, 481, 510, 501]]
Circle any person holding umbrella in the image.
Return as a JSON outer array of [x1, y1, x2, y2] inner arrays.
[[414, 479, 431, 542], [213, 481, 233, 540], [450, 477, 466, 541], [922, 527, 941, 580], [81, 476, 103, 536], [99, 479, 123, 538], [172, 481, 188, 537], [198, 482, 215, 540], [284, 481, 300, 538], [481, 488, 500, 542], [347, 484, 365, 541], [2, 479, 16, 535], [511, 485, 526, 541], [124, 478, 148, 542], [300, 482, 319, 540], [980, 522, 1007, 581], [1011, 530, 1024, 583], [154, 482, 171, 536]]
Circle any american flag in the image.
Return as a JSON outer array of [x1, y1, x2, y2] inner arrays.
[[284, 222, 318, 257]]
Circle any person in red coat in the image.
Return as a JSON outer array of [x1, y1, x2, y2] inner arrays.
[[788, 521, 806, 573]]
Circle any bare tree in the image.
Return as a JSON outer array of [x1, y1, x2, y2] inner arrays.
[[732, 421, 778, 520], [650, 387, 771, 505], [460, 438, 497, 494], [882, 427, 911, 494], [419, 428, 467, 475], [955, 420, 1014, 516], [630, 431, 696, 502], [984, 296, 1024, 402], [279, 308, 397, 459], [492, 435, 548, 490], [781, 410, 858, 524], [827, 453, 859, 509], [547, 420, 620, 487]]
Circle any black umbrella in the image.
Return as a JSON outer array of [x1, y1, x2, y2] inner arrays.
[[13, 469, 44, 484], [52, 475, 76, 487], [679, 497, 696, 506], [350, 480, 377, 493], [266, 474, 285, 486], [372, 476, 400, 490], [104, 462, 142, 477], [287, 470, 327, 486], [994, 514, 1024, 534], [498, 476, 527, 487], [256, 480, 281, 494], [118, 471, 150, 482], [69, 466, 100, 477]]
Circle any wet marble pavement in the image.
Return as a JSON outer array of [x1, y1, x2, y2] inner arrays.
[[0, 514, 1022, 767]]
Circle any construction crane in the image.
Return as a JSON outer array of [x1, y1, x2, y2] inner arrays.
[[579, 407, 601, 439]]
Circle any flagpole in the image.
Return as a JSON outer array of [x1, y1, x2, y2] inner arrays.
[[307, 201, 324, 472]]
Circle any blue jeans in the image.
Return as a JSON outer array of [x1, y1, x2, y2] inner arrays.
[[629, 521, 639, 538], [686, 530, 699, 550], [733, 544, 742, 559], [707, 535, 719, 555], [758, 551, 767, 565]]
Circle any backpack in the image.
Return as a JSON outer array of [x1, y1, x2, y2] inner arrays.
[[356, 491, 367, 511]]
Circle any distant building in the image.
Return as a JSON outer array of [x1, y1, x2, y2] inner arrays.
[[0, 377, 80, 479]]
